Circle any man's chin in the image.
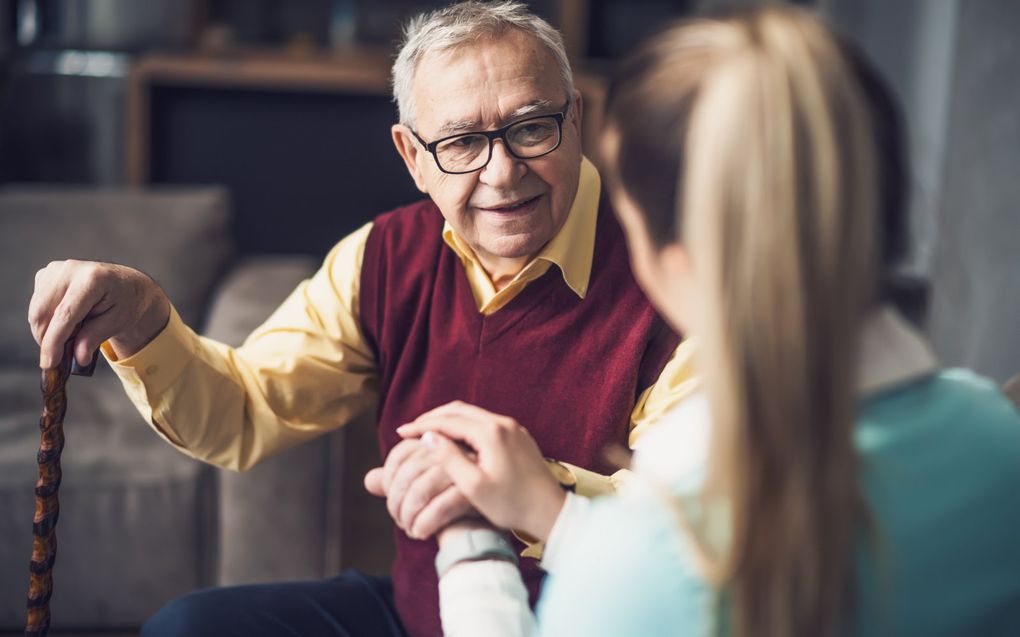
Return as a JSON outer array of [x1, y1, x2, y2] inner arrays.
[[480, 234, 549, 261]]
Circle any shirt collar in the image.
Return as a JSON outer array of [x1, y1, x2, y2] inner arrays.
[[441, 155, 602, 300]]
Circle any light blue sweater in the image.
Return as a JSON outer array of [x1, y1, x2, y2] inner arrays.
[[537, 370, 1020, 636]]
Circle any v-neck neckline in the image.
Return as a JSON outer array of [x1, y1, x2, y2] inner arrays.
[[448, 246, 570, 347]]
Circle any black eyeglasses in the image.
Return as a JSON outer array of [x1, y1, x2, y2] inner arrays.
[[410, 100, 571, 175]]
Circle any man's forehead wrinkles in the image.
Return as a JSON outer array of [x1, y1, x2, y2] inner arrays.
[[433, 98, 557, 137]]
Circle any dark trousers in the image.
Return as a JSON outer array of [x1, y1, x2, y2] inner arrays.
[[141, 570, 407, 637]]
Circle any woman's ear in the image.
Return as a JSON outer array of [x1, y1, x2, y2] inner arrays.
[[661, 241, 699, 334], [658, 242, 692, 282], [391, 124, 429, 193]]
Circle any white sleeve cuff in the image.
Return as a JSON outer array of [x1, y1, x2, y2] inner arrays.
[[540, 491, 592, 573], [439, 560, 536, 637]]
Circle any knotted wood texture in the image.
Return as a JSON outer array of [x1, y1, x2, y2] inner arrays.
[[25, 335, 95, 637]]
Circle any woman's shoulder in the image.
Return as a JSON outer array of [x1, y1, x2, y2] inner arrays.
[[537, 485, 713, 636], [631, 392, 712, 493]]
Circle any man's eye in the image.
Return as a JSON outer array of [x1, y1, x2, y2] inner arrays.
[[441, 135, 485, 154], [512, 121, 556, 143]]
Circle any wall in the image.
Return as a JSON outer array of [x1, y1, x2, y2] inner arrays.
[[829, 0, 959, 277], [831, 0, 1020, 383], [927, 0, 1020, 382]]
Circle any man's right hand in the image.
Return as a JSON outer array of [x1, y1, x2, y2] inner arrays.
[[364, 437, 478, 540], [29, 260, 171, 369]]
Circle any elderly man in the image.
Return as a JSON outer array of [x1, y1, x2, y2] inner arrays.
[[29, 3, 691, 636]]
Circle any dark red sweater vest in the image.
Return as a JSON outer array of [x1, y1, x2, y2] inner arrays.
[[359, 196, 680, 637]]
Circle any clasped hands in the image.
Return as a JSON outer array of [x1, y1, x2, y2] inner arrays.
[[364, 401, 567, 547]]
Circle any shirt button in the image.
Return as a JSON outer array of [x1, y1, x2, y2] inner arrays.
[[145, 365, 159, 376]]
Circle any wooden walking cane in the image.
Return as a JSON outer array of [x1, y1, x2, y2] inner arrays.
[[25, 328, 97, 637]]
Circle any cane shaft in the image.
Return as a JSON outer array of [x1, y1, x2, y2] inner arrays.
[[25, 336, 76, 637]]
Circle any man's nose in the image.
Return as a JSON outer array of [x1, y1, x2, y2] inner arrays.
[[479, 140, 524, 188]]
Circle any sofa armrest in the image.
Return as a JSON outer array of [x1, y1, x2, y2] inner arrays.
[[204, 255, 395, 584], [202, 256, 347, 584], [202, 255, 317, 346]]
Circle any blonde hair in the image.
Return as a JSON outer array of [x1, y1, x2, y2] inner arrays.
[[607, 7, 890, 636]]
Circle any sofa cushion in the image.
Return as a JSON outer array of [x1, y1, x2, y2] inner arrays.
[[0, 185, 233, 366], [0, 364, 217, 629]]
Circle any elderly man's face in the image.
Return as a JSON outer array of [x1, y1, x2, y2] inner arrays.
[[393, 29, 583, 276]]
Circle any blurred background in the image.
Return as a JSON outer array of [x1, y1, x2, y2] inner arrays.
[[0, 0, 1016, 375], [0, 0, 1017, 635]]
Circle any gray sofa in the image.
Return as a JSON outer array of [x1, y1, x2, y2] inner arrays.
[[0, 186, 393, 632]]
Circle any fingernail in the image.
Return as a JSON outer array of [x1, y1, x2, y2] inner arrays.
[[396, 425, 409, 434], [421, 431, 437, 447]]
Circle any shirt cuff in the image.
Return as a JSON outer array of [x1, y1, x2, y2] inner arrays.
[[561, 460, 625, 497], [101, 304, 199, 403], [439, 560, 535, 637], [512, 461, 623, 559], [540, 491, 592, 573]]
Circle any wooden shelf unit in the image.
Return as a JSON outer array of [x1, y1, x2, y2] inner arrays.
[[126, 47, 608, 186]]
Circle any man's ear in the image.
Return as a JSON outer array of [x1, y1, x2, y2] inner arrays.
[[392, 124, 429, 193], [569, 89, 583, 137]]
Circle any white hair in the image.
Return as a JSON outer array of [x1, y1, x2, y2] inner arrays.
[[391, 1, 574, 126]]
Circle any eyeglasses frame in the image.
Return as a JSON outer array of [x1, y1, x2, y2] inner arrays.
[[409, 99, 572, 175]]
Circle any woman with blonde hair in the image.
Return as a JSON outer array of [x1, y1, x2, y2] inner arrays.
[[400, 6, 1020, 635]]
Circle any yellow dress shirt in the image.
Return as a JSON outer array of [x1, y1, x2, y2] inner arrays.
[[103, 157, 699, 517]]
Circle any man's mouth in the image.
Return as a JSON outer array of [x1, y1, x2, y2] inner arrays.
[[477, 194, 541, 213]]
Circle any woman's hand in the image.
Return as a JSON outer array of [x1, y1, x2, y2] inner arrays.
[[397, 401, 566, 542]]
